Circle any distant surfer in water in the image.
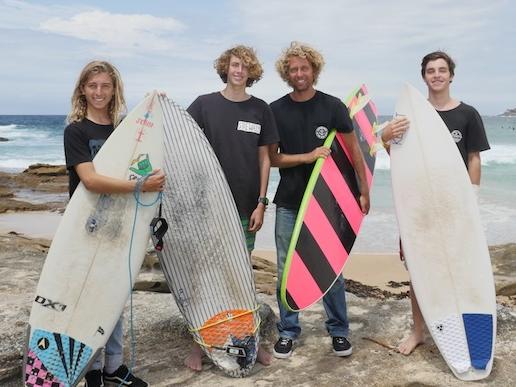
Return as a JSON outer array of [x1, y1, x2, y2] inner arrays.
[[380, 51, 490, 355], [64, 61, 164, 387], [185, 45, 279, 371], [268, 41, 370, 359]]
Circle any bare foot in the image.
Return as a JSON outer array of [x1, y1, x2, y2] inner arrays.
[[184, 342, 203, 371], [256, 344, 272, 366], [398, 330, 425, 355]]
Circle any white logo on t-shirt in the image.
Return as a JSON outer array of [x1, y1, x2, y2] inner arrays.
[[315, 126, 328, 139], [237, 121, 261, 134], [451, 130, 462, 143]]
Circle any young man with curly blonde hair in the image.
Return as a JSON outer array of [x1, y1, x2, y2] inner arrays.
[[185, 45, 279, 371], [64, 60, 164, 387], [269, 42, 370, 359]]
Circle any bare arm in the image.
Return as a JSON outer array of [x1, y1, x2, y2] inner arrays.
[[380, 117, 410, 153], [341, 131, 370, 214], [269, 143, 331, 168], [248, 145, 270, 232], [467, 152, 481, 185], [75, 162, 165, 194]]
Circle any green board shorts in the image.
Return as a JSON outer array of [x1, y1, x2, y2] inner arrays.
[[240, 216, 256, 254]]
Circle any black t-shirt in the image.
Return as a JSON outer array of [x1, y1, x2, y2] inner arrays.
[[187, 92, 280, 217], [271, 91, 354, 210], [437, 102, 490, 167], [63, 119, 114, 197]]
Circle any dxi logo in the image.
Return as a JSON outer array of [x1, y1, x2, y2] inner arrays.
[[35, 295, 67, 312]]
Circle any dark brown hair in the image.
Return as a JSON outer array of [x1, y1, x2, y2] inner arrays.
[[421, 51, 456, 78]]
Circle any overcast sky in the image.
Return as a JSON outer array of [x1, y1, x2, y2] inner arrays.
[[1, 0, 515, 115]]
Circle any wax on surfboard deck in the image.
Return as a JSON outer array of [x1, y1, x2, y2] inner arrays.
[[24, 92, 164, 387], [156, 96, 260, 378], [391, 83, 496, 380], [280, 84, 378, 311]]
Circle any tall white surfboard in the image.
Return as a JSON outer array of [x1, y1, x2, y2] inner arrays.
[[390, 83, 496, 381], [24, 93, 164, 387]]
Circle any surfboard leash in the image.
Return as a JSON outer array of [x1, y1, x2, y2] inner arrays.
[[124, 174, 163, 381]]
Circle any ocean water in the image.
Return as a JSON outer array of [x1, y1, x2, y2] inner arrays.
[[1, 114, 515, 251], [0, 115, 66, 170]]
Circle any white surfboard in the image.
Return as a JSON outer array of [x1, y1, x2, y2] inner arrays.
[[390, 83, 496, 380], [156, 97, 260, 378], [24, 93, 164, 387]]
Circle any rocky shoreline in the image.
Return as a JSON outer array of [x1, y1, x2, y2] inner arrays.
[[1, 165, 515, 385], [1, 232, 515, 386], [0, 164, 68, 214]]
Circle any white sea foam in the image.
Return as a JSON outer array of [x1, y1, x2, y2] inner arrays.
[[0, 124, 18, 131], [482, 144, 516, 166], [0, 130, 51, 140], [373, 151, 391, 170], [0, 158, 65, 171]]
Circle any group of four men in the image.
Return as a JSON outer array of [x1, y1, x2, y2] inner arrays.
[[65, 41, 489, 387]]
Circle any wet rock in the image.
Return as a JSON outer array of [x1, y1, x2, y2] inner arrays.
[[496, 282, 516, 297], [0, 163, 68, 195], [0, 164, 68, 213], [0, 188, 14, 198], [22, 163, 67, 177]]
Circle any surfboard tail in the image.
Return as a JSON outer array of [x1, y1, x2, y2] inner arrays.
[[24, 327, 100, 387]]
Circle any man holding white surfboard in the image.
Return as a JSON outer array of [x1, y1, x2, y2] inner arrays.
[[269, 42, 370, 359], [64, 61, 164, 387], [185, 45, 279, 372], [381, 51, 490, 356]]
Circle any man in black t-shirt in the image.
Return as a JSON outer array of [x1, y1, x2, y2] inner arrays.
[[269, 42, 370, 359], [64, 119, 114, 197], [380, 51, 490, 356], [185, 45, 279, 371], [63, 61, 164, 387]]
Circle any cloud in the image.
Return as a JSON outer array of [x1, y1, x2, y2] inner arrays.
[[235, 0, 502, 55], [40, 10, 186, 54], [0, 0, 77, 29], [1, 0, 514, 114], [228, 0, 511, 113]]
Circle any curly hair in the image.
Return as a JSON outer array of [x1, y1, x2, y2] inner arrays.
[[67, 61, 126, 126], [214, 45, 263, 87], [421, 51, 456, 78], [276, 41, 325, 86]]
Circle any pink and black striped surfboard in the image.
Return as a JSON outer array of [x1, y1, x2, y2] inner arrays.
[[280, 85, 378, 311]]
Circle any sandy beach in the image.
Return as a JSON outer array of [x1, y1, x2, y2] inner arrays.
[[0, 210, 62, 239], [255, 249, 409, 294]]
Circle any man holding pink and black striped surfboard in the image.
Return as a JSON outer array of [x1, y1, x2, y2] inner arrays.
[[269, 41, 373, 359]]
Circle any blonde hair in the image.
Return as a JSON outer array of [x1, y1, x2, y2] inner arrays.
[[67, 61, 126, 126], [214, 45, 263, 87], [276, 41, 325, 86]]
